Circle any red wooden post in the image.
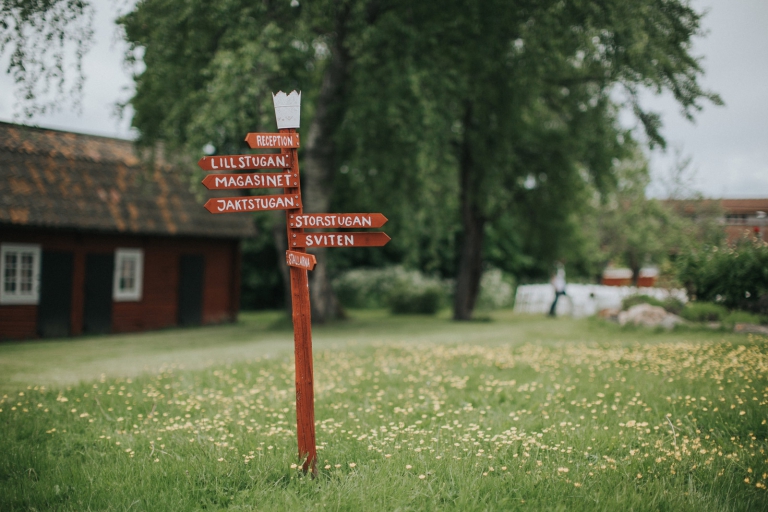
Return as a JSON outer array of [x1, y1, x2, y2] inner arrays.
[[204, 90, 390, 475], [280, 127, 318, 475]]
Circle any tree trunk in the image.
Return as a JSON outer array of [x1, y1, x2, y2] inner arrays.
[[453, 106, 486, 321], [300, 9, 351, 323], [453, 205, 485, 320], [628, 251, 641, 287]]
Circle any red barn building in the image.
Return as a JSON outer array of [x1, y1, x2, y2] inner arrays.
[[721, 198, 768, 243], [0, 123, 255, 340], [600, 267, 658, 287]]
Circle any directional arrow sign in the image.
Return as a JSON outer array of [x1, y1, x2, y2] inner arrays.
[[291, 232, 391, 248], [288, 213, 388, 229], [202, 172, 298, 190], [244, 132, 300, 149], [286, 250, 317, 271], [198, 153, 292, 171], [204, 194, 301, 213]]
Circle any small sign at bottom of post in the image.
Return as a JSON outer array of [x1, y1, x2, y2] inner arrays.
[[286, 250, 317, 271]]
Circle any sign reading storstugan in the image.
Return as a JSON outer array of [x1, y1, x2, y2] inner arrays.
[[288, 213, 388, 229]]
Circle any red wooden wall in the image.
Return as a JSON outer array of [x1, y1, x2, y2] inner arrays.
[[0, 228, 241, 340], [0, 305, 37, 340]]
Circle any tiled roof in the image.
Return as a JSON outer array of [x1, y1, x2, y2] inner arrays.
[[721, 198, 768, 215], [664, 198, 768, 217], [0, 122, 256, 238]]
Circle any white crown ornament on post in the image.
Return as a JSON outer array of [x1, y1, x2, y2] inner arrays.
[[273, 90, 301, 129]]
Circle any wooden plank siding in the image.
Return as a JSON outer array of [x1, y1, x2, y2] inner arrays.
[[1, 226, 241, 341], [0, 305, 37, 340]]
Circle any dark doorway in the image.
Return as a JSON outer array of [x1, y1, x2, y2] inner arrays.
[[83, 253, 114, 334], [178, 254, 204, 326], [37, 251, 74, 338]]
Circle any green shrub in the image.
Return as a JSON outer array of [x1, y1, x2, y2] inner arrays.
[[333, 265, 514, 315], [621, 294, 664, 310], [333, 267, 394, 309], [661, 296, 685, 315], [676, 239, 768, 314], [387, 283, 444, 314], [475, 268, 516, 311], [620, 294, 685, 315], [333, 266, 448, 314], [722, 310, 766, 328], [679, 302, 728, 323]]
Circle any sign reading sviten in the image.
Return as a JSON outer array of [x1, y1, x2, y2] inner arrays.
[[292, 232, 391, 248]]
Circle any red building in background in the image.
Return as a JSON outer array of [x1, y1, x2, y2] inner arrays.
[[721, 198, 768, 243], [601, 267, 658, 287], [0, 123, 256, 340], [600, 198, 766, 288]]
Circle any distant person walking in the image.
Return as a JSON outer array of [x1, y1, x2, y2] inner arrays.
[[548, 263, 567, 317]]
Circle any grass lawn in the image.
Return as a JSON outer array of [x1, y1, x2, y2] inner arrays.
[[1, 310, 767, 511]]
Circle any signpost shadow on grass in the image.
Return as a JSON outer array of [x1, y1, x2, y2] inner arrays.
[[200, 91, 390, 475]]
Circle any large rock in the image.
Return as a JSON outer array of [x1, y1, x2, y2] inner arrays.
[[734, 323, 768, 335], [618, 303, 684, 330], [597, 308, 620, 321]]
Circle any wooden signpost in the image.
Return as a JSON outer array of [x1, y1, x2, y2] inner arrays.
[[200, 90, 389, 475]]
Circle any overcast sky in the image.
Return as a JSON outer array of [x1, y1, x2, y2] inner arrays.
[[1, 0, 766, 199]]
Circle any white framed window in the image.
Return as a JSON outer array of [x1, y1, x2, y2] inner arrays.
[[113, 248, 144, 301], [0, 243, 41, 305]]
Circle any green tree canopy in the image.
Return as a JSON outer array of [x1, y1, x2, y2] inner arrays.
[[593, 149, 725, 286], [1, 0, 94, 117], [120, 0, 720, 320], [338, 0, 720, 317]]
